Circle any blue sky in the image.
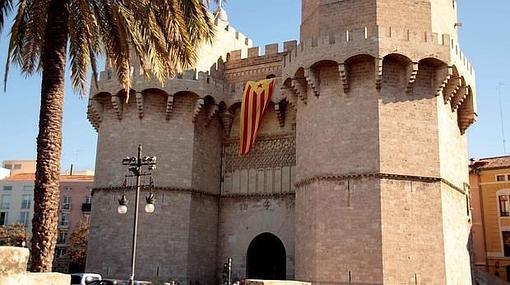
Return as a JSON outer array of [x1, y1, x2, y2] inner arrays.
[[0, 1, 508, 171]]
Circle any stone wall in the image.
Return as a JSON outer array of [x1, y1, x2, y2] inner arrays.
[[94, 93, 198, 188], [378, 56, 440, 177], [295, 60, 380, 182], [217, 196, 295, 282], [440, 183, 472, 285], [295, 178, 383, 284], [380, 180, 445, 284], [87, 190, 193, 282], [300, 0, 377, 40], [0, 246, 70, 285]]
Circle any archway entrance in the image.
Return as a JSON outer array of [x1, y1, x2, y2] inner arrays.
[[246, 232, 286, 280]]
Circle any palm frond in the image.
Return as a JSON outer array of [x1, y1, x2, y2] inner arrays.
[[68, 0, 99, 93], [22, 0, 50, 74], [0, 0, 14, 32], [4, 0, 29, 91]]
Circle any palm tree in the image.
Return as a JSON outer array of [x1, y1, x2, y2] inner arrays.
[[0, 0, 217, 272]]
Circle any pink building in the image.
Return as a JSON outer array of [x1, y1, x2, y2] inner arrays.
[[55, 174, 94, 259], [0, 160, 94, 272]]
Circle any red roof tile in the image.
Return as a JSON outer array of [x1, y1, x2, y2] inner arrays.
[[472, 155, 510, 170], [5, 173, 94, 182]]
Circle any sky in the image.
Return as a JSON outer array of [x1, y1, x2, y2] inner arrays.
[[0, 1, 509, 172]]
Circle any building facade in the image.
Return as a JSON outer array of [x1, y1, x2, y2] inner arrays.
[[86, 1, 477, 284], [0, 160, 94, 272], [470, 156, 510, 282]]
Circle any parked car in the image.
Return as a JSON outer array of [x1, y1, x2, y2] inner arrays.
[[86, 280, 119, 285], [70, 273, 102, 285], [115, 281, 152, 285]]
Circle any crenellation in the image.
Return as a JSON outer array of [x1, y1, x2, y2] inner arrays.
[[284, 40, 298, 52], [226, 42, 293, 65], [265, 43, 279, 55], [247, 47, 260, 58]]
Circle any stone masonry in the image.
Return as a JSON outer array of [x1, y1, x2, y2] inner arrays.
[[86, 1, 477, 284]]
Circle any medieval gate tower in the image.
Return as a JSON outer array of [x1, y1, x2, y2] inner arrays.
[[87, 0, 477, 284]]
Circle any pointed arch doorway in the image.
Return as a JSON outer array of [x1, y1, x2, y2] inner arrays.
[[246, 232, 286, 280]]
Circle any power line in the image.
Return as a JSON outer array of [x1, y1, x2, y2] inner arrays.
[[498, 82, 507, 155]]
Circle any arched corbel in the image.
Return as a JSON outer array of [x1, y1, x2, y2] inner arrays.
[[457, 92, 476, 134], [291, 77, 307, 104], [135, 92, 144, 119], [205, 104, 220, 127], [192, 98, 205, 123], [452, 86, 468, 111], [405, 62, 419, 94], [304, 68, 320, 97], [443, 77, 462, 103], [338, 63, 349, 93], [111, 95, 123, 120], [220, 111, 234, 137], [87, 99, 102, 131], [165, 94, 174, 120], [375, 58, 383, 90], [274, 102, 286, 127], [280, 86, 298, 112], [435, 66, 453, 96]]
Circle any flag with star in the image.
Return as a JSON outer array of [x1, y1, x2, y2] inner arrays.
[[240, 78, 276, 155]]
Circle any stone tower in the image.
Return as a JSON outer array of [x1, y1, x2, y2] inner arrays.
[[284, 0, 476, 284], [86, 1, 477, 284]]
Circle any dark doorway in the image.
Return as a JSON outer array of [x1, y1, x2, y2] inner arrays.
[[246, 232, 286, 280]]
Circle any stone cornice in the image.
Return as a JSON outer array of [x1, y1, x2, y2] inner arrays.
[[92, 186, 295, 199], [93, 173, 468, 197], [224, 133, 295, 144], [295, 173, 468, 195], [220, 192, 295, 199], [92, 186, 218, 197]]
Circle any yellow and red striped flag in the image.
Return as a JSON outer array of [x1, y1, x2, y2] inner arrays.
[[239, 78, 276, 155]]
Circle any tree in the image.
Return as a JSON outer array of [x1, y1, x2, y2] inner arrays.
[[0, 224, 27, 246], [0, 0, 217, 271], [67, 218, 89, 272]]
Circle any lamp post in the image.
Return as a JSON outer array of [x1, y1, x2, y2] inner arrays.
[[117, 144, 157, 285]]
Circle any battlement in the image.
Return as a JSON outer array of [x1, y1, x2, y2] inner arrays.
[[94, 68, 227, 93], [214, 17, 253, 47], [282, 25, 474, 88], [227, 41, 298, 62]]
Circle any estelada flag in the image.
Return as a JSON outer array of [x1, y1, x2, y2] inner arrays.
[[239, 78, 276, 155]]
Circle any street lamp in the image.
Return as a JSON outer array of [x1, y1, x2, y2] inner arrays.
[[118, 144, 157, 285]]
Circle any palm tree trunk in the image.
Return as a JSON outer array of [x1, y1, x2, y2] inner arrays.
[[30, 0, 69, 272]]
